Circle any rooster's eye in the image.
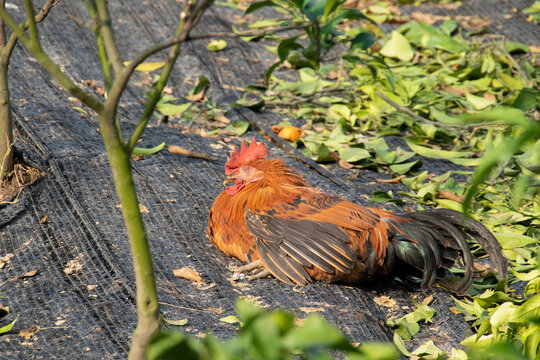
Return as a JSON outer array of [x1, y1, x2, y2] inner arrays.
[[243, 167, 250, 172]]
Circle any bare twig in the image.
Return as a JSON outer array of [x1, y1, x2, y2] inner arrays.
[[168, 145, 216, 161], [375, 90, 473, 131], [374, 175, 406, 184], [188, 22, 311, 41]]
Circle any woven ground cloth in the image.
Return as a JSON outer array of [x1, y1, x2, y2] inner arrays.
[[1, 1, 535, 358]]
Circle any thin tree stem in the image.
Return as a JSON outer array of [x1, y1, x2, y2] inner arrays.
[[95, 0, 124, 76], [0, 6, 103, 113]]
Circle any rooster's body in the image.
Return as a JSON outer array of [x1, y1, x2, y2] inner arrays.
[[207, 138, 506, 291]]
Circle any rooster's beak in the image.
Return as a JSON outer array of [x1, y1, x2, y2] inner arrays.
[[223, 177, 236, 187]]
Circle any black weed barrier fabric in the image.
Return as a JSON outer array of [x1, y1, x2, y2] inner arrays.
[[0, 1, 535, 358]]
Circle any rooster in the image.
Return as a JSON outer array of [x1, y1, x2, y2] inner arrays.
[[207, 137, 507, 292]]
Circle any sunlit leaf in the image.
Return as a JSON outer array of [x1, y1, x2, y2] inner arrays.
[[339, 147, 370, 162], [123, 61, 165, 72], [495, 232, 538, 249], [380, 31, 414, 62], [163, 318, 188, 326], [224, 121, 250, 135], [156, 103, 191, 117], [207, 40, 227, 51], [0, 315, 18, 335]]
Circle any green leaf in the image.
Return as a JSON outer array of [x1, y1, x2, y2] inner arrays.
[[512, 88, 540, 111], [380, 31, 414, 62], [129, 61, 166, 72], [389, 160, 421, 174], [265, 61, 282, 85], [404, 304, 435, 323], [0, 315, 18, 335], [494, 232, 537, 249], [220, 315, 242, 324], [224, 121, 250, 135], [244, 0, 277, 14], [412, 341, 443, 356], [512, 293, 540, 322], [147, 331, 200, 360], [156, 103, 192, 117], [207, 40, 227, 51], [398, 21, 467, 54], [351, 32, 376, 50], [406, 141, 473, 159], [465, 92, 495, 110], [277, 36, 303, 62], [163, 318, 188, 326], [436, 199, 463, 212], [323, 0, 339, 18], [490, 302, 519, 328], [249, 19, 282, 28], [132, 142, 165, 156], [505, 40, 529, 54], [393, 333, 411, 356], [72, 106, 87, 115], [339, 147, 371, 162], [282, 314, 353, 351], [328, 104, 351, 121], [191, 76, 210, 95]]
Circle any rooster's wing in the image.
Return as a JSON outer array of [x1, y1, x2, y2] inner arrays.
[[244, 189, 393, 285]]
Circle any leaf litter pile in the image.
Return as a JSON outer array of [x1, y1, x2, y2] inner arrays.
[[130, 1, 540, 357]]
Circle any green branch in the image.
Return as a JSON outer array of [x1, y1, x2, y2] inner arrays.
[[95, 0, 124, 76], [0, 5, 103, 114]]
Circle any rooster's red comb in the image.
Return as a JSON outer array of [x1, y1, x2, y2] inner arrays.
[[225, 136, 269, 175]]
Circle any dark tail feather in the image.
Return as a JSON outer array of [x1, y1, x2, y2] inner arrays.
[[386, 208, 507, 293]]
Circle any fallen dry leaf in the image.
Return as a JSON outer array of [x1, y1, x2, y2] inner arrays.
[[411, 12, 449, 25], [0, 253, 14, 262], [455, 15, 491, 31], [324, 70, 340, 80], [338, 158, 355, 170], [168, 145, 216, 161], [184, 90, 206, 102], [277, 126, 304, 142], [213, 112, 230, 124], [207, 307, 224, 314], [483, 93, 496, 102], [440, 85, 467, 96], [299, 307, 325, 313], [40, 215, 48, 224], [173, 267, 204, 283], [449, 307, 461, 314], [63, 258, 83, 275], [436, 191, 464, 203], [473, 262, 491, 277], [18, 269, 39, 279], [19, 325, 39, 340], [373, 295, 397, 308], [421, 295, 434, 306]]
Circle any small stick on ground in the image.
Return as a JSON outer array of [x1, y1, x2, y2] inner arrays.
[[374, 175, 406, 184], [168, 145, 217, 161]]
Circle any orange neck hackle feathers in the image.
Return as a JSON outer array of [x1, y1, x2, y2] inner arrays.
[[225, 136, 269, 175]]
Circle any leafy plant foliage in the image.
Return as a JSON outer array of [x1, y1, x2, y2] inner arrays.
[[148, 299, 399, 360], [233, 1, 540, 359]]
